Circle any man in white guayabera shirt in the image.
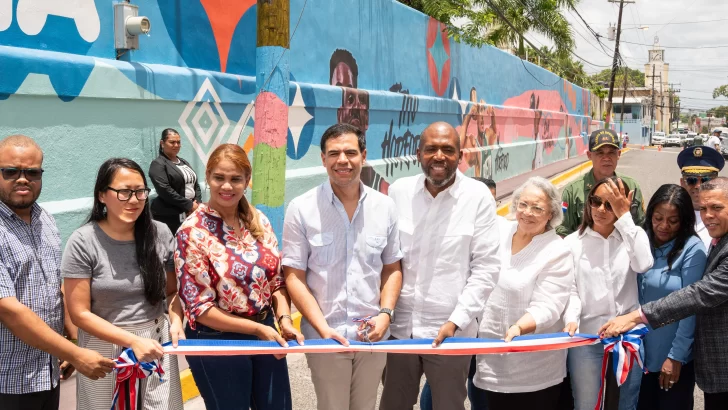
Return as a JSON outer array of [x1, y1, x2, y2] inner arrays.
[[380, 122, 501, 410], [282, 123, 403, 410]]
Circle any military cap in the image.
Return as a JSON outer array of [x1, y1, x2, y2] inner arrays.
[[589, 129, 620, 152], [678, 146, 725, 174]]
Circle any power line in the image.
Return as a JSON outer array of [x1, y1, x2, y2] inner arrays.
[[480, 0, 609, 83], [621, 40, 728, 49]]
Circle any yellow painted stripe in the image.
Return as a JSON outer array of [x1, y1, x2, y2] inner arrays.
[[180, 369, 200, 403]]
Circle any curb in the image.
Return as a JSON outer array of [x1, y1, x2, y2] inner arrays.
[[182, 151, 632, 402], [181, 311, 303, 403]]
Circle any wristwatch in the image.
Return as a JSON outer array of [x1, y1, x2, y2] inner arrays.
[[379, 308, 395, 323]]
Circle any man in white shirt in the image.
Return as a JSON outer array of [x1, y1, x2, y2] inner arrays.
[[706, 131, 722, 152], [380, 122, 501, 410], [678, 146, 724, 248], [282, 123, 403, 410]]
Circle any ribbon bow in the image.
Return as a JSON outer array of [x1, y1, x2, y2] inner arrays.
[[110, 349, 165, 410], [594, 324, 649, 410]]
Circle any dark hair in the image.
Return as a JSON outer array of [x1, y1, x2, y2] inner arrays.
[[579, 176, 632, 235], [88, 158, 165, 306], [644, 184, 696, 270], [330, 49, 358, 87], [474, 177, 496, 191], [159, 128, 180, 156], [320, 123, 366, 154]]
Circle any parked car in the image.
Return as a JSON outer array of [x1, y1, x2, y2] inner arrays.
[[652, 131, 666, 145], [665, 134, 682, 147], [684, 132, 697, 147]]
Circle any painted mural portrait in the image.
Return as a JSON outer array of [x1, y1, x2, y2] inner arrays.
[[329, 48, 388, 194], [330, 49, 370, 134], [460, 87, 498, 179]]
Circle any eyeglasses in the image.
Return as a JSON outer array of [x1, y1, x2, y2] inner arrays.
[[106, 187, 151, 201], [0, 167, 44, 181], [516, 201, 547, 216], [684, 175, 715, 186], [588, 195, 613, 213]]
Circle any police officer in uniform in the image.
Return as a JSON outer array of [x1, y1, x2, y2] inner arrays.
[[556, 128, 646, 237], [678, 146, 725, 248]]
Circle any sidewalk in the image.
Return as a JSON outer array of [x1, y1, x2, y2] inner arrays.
[[494, 153, 594, 215]]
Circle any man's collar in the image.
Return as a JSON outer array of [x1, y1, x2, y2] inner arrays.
[[584, 169, 623, 191], [323, 179, 367, 204], [416, 171, 464, 199], [0, 200, 41, 222]]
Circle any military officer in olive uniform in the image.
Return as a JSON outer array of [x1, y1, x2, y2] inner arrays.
[[556, 128, 645, 237], [678, 146, 725, 248]]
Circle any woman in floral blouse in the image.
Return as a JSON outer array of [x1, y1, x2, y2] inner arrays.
[[176, 144, 303, 410]]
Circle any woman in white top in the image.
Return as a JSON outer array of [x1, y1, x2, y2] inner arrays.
[[564, 176, 654, 410], [473, 176, 574, 410]]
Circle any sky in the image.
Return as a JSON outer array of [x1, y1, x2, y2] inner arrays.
[[528, 0, 728, 113]]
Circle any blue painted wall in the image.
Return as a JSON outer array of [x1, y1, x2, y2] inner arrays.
[[0, 0, 602, 241]]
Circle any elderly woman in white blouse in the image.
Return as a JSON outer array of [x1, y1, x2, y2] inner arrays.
[[472, 176, 574, 410], [563, 176, 654, 410]]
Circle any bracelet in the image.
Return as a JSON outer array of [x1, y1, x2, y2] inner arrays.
[[511, 324, 523, 334], [278, 314, 292, 324]]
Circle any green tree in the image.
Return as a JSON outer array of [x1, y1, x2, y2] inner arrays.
[[713, 85, 728, 99], [707, 106, 728, 119], [400, 0, 578, 58], [590, 67, 645, 88], [702, 125, 710, 134]]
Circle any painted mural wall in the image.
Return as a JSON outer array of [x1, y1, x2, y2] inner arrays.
[[0, 0, 601, 240]]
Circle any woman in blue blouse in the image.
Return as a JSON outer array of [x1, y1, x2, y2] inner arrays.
[[638, 184, 707, 410]]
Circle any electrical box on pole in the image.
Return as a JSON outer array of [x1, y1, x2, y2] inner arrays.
[[608, 25, 616, 41]]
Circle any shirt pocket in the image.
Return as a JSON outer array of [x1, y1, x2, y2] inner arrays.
[[308, 232, 334, 266], [436, 223, 474, 270], [366, 235, 387, 266]]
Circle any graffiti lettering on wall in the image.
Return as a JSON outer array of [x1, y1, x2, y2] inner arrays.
[[382, 122, 420, 177], [494, 147, 509, 174], [382, 93, 421, 177]]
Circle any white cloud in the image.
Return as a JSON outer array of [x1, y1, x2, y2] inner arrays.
[[530, 0, 728, 111]]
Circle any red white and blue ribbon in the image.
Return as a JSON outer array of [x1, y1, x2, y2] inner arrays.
[[162, 332, 598, 356], [111, 349, 165, 410], [594, 325, 649, 410], [113, 329, 647, 409]]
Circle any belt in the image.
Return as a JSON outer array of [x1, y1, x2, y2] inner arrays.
[[242, 309, 270, 323]]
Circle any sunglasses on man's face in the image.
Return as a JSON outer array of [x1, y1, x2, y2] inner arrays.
[[588, 195, 613, 213], [684, 175, 714, 186], [0, 167, 44, 181]]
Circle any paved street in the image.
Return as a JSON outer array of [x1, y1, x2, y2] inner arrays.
[[58, 147, 716, 410]]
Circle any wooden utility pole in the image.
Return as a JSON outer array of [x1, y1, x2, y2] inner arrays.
[[253, 0, 290, 236], [605, 0, 635, 127], [649, 65, 656, 145], [619, 63, 628, 136]]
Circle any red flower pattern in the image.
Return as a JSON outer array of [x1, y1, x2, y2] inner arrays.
[[175, 204, 283, 329]]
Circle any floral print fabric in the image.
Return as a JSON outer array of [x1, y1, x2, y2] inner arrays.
[[175, 204, 283, 329]]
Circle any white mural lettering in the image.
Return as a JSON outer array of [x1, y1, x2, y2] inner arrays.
[[16, 0, 100, 42]]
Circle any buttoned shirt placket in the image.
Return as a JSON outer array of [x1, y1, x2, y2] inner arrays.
[[329, 188, 367, 334]]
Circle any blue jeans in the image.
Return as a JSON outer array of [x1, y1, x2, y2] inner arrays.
[[185, 316, 292, 410], [420, 356, 487, 410], [568, 344, 642, 410]]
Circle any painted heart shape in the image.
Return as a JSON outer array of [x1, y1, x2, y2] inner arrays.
[[199, 0, 256, 73]]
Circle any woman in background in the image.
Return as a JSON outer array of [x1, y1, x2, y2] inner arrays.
[[149, 128, 201, 234]]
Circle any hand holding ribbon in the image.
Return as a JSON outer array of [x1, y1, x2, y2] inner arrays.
[[111, 349, 165, 410], [594, 324, 649, 410]]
